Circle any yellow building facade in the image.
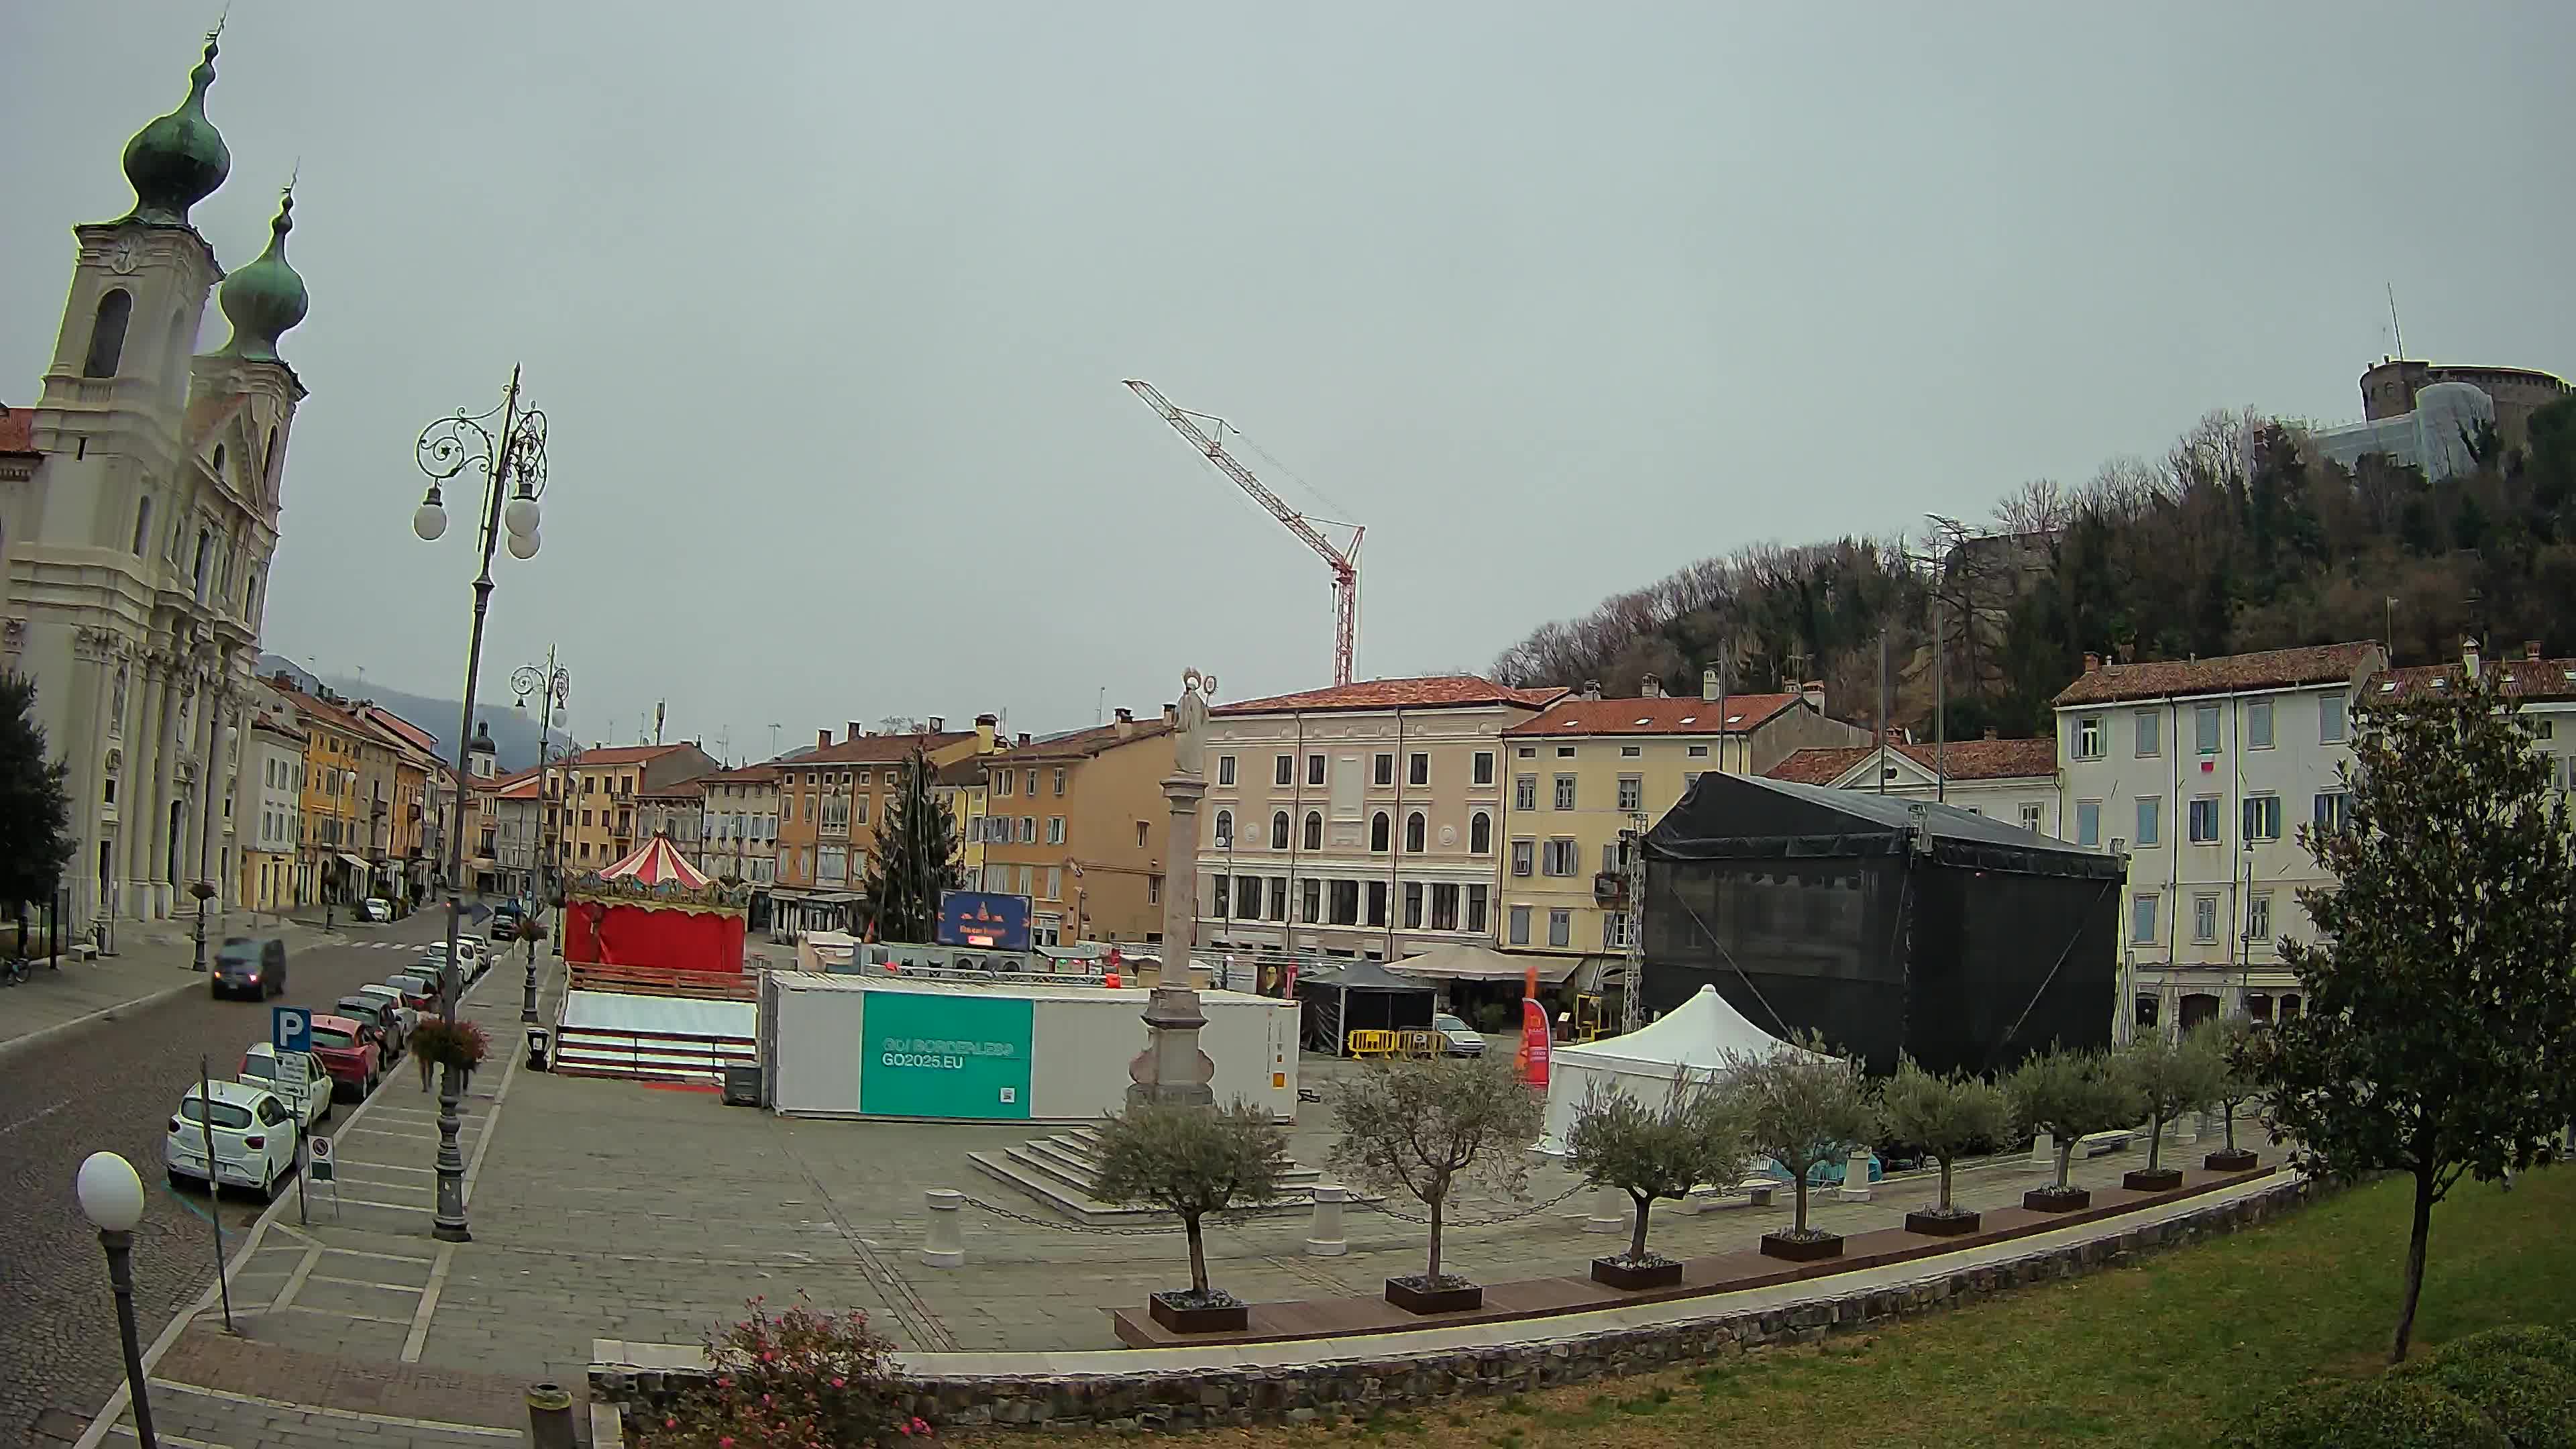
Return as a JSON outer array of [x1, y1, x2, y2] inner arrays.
[[979, 710, 1175, 947]]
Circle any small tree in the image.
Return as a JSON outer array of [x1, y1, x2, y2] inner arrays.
[[2264, 667, 2576, 1363], [1091, 1100, 1289, 1305], [2006, 1046, 2141, 1193], [1879, 1056, 2009, 1218], [1328, 1053, 1542, 1285], [1564, 1075, 1749, 1265], [2202, 1018, 2268, 1157], [1720, 1031, 1878, 1240], [857, 746, 964, 945], [0, 674, 74, 945], [2121, 1029, 2224, 1175]]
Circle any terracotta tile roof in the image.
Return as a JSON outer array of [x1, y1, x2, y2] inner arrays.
[[0, 405, 36, 455], [696, 763, 782, 784], [1766, 737, 2058, 786], [2051, 643, 2381, 708], [495, 774, 542, 800], [1214, 676, 1566, 716], [989, 718, 1173, 762], [1505, 693, 1803, 737], [271, 684, 368, 739], [636, 778, 707, 798], [934, 757, 989, 787], [790, 731, 974, 766], [2373, 651, 2576, 704], [566, 743, 691, 767], [354, 704, 441, 759]]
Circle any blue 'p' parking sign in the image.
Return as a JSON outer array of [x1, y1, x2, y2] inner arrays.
[[272, 1006, 311, 1055]]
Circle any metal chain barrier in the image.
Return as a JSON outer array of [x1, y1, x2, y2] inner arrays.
[[957, 1192, 1268, 1237], [1350, 1181, 1590, 1227]]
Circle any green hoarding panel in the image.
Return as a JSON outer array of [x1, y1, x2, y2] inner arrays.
[[860, 991, 1034, 1120]]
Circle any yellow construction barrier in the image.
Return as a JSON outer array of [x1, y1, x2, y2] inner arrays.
[[1345, 1028, 1446, 1059]]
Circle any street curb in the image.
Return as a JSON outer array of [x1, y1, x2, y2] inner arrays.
[[68, 940, 532, 1449], [0, 975, 201, 1064]]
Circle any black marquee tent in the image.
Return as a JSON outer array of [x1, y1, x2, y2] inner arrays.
[[1295, 959, 1438, 1056], [1641, 772, 2122, 1076]]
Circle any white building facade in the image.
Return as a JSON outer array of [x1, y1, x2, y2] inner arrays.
[[2053, 643, 2384, 1039], [1765, 734, 2061, 837], [0, 35, 311, 930], [239, 699, 303, 913]]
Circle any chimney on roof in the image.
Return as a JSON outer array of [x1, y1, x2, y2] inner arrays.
[[1801, 680, 1824, 712], [2083, 652, 2101, 674], [818, 728, 831, 750], [849, 720, 864, 741], [2528, 641, 2544, 661], [1580, 680, 1603, 701], [1640, 674, 1663, 698], [928, 716, 945, 733], [2463, 636, 2481, 679], [975, 714, 997, 752], [1114, 707, 1134, 739], [1017, 732, 1031, 747], [1702, 667, 1720, 702]]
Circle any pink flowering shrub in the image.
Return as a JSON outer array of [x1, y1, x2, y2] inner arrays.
[[643, 1297, 917, 1449]]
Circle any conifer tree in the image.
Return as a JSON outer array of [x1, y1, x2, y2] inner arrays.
[[0, 673, 74, 947], [857, 745, 962, 943]]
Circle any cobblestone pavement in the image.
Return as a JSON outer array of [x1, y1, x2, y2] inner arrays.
[[0, 910, 460, 1446]]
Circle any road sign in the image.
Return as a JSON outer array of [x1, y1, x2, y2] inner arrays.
[[272, 1006, 311, 1055], [276, 1051, 309, 1093], [464, 903, 492, 923], [307, 1135, 335, 1182]]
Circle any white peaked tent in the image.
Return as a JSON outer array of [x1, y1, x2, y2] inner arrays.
[[1538, 985, 1828, 1152]]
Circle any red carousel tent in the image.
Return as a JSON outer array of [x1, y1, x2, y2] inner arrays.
[[563, 833, 748, 977]]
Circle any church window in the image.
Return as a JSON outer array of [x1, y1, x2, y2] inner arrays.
[[130, 496, 153, 555], [211, 444, 225, 482], [193, 529, 211, 594], [83, 289, 132, 378]]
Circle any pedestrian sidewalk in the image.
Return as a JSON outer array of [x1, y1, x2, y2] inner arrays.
[[0, 914, 343, 1057]]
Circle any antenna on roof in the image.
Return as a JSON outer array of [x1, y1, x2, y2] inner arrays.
[[2386, 283, 2406, 359]]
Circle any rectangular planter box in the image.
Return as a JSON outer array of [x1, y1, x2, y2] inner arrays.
[[1590, 1256, 1684, 1290], [1759, 1230, 1843, 1263], [2123, 1167, 2185, 1192], [1904, 1209, 1981, 1237], [1384, 1277, 1483, 1315], [2204, 1148, 2259, 1172], [2024, 1186, 2092, 1213], [1147, 1293, 1248, 1335]]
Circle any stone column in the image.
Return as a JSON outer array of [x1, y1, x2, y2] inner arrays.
[[1160, 769, 1204, 981], [1304, 1185, 1349, 1256], [1584, 1185, 1628, 1233], [1835, 1146, 1874, 1202], [2030, 1130, 2057, 1168], [125, 659, 165, 908]]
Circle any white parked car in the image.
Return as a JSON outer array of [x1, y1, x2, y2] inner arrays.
[[166, 1080, 299, 1200], [360, 897, 394, 922], [1432, 1012, 1487, 1057], [355, 983, 421, 1038], [237, 1043, 332, 1130], [419, 937, 489, 982]]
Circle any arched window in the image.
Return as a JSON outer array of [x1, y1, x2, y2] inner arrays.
[[83, 289, 133, 378], [1470, 810, 1492, 854], [1214, 809, 1233, 847], [211, 443, 225, 482], [1405, 812, 1427, 853], [264, 426, 280, 494], [1370, 812, 1390, 853], [193, 528, 213, 598], [129, 496, 153, 555], [1269, 811, 1289, 850], [1302, 810, 1322, 851]]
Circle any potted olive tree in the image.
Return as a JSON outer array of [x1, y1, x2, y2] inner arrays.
[[1880, 1056, 2010, 1236], [1564, 1074, 1749, 1289], [2006, 1046, 2140, 1212], [1328, 1053, 1541, 1313], [2120, 1029, 2224, 1191], [1092, 1099, 1289, 1334], [1723, 1032, 1879, 1263], [2200, 1019, 2267, 1172]]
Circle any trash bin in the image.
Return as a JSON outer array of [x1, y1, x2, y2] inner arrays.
[[721, 1063, 762, 1107], [525, 1026, 551, 1071]]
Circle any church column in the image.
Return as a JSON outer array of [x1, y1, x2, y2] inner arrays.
[[64, 634, 112, 925], [196, 684, 231, 915], [125, 657, 167, 915], [148, 663, 189, 917]]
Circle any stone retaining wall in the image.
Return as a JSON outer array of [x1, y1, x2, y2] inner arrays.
[[594, 1177, 2316, 1434]]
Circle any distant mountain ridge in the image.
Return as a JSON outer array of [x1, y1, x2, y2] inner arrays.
[[255, 654, 569, 773]]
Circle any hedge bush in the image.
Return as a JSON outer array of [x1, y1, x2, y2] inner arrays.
[[2396, 1337, 2576, 1448], [2224, 1376, 2509, 1449], [2437, 1324, 2576, 1378]]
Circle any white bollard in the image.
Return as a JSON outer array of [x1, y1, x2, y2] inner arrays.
[[2031, 1130, 2057, 1168], [920, 1188, 965, 1269], [2170, 1110, 2197, 1146], [1584, 1185, 1628, 1234], [1835, 1146, 1873, 1202], [1304, 1184, 1349, 1256]]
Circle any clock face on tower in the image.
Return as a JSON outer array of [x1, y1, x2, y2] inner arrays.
[[107, 236, 140, 274]]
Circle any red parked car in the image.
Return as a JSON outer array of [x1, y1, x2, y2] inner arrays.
[[305, 1013, 383, 1099]]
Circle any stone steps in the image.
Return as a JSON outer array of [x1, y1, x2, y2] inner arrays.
[[967, 1131, 1350, 1226]]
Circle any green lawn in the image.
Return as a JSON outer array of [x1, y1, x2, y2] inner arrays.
[[1161, 1165, 2576, 1449]]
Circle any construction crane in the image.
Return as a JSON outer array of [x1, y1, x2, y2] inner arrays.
[[1126, 380, 1364, 687]]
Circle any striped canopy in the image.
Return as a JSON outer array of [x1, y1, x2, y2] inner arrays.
[[594, 833, 710, 890]]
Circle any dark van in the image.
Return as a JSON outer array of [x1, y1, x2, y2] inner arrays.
[[213, 938, 286, 1000]]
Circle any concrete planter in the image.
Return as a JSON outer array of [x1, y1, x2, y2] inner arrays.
[[2122, 1167, 2185, 1192], [1383, 1277, 1483, 1315], [1147, 1293, 1248, 1335], [1759, 1230, 1843, 1263], [2023, 1185, 2092, 1213], [1904, 1209, 1981, 1237], [1589, 1256, 1683, 1291], [2204, 1148, 2259, 1172]]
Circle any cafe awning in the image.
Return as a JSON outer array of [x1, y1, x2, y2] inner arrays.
[[1389, 942, 1581, 985]]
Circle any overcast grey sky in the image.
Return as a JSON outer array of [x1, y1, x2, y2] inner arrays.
[[7, 3, 2571, 759]]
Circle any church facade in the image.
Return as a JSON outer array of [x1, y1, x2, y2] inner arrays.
[[0, 32, 312, 930]]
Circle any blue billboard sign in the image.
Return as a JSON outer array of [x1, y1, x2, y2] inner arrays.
[[937, 890, 1032, 950]]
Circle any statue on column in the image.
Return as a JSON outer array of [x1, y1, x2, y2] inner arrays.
[[1171, 668, 1217, 779]]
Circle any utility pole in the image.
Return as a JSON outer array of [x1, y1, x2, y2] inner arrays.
[[1876, 629, 1889, 794], [1933, 594, 1946, 804]]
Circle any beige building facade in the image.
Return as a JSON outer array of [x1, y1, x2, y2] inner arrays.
[[980, 710, 1175, 947]]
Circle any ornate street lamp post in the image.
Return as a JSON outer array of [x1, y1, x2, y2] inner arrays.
[[75, 1151, 158, 1448], [410, 367, 548, 1243], [512, 651, 568, 1024]]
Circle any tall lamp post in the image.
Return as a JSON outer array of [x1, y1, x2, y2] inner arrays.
[[513, 651, 569, 1024], [76, 1151, 158, 1449], [411, 366, 549, 1243]]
